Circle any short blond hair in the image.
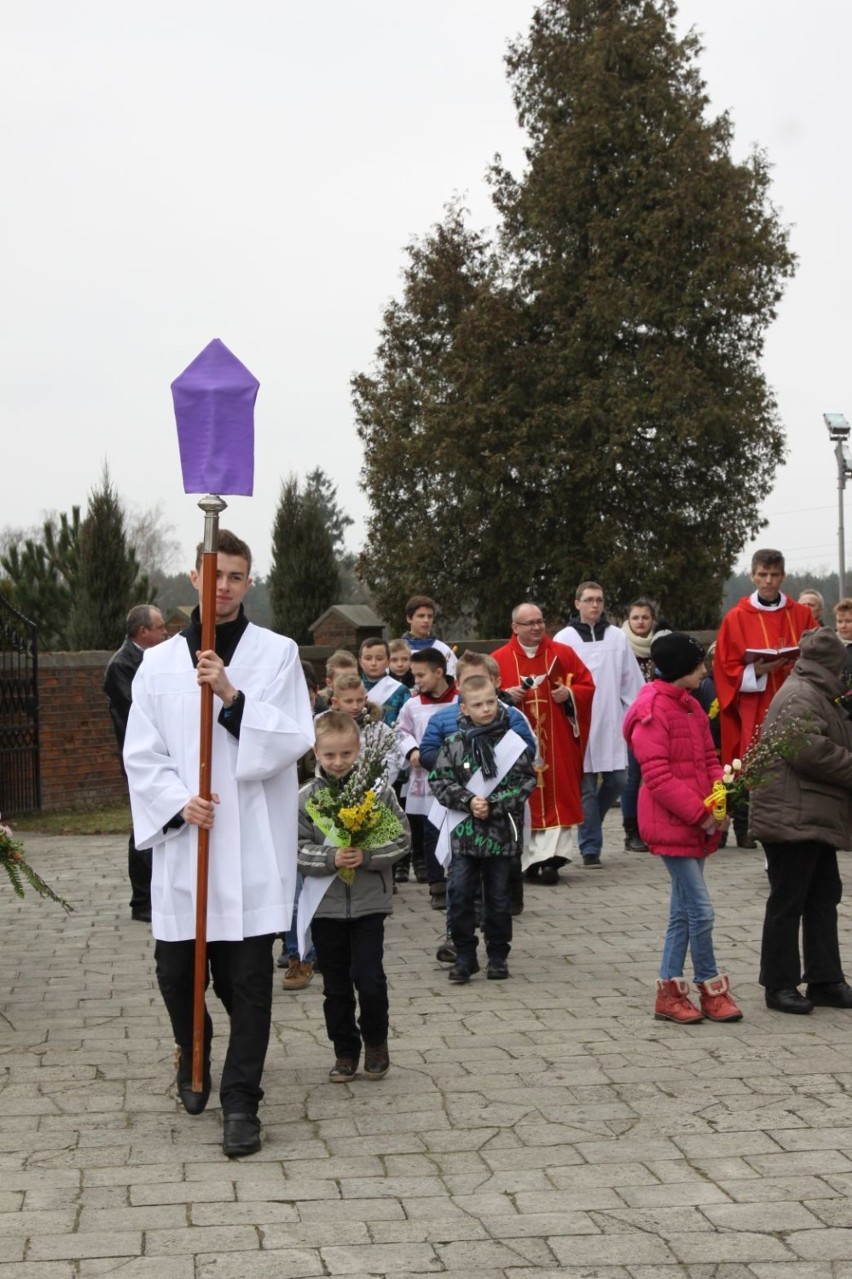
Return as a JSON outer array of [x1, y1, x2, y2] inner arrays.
[[460, 674, 492, 699], [389, 638, 411, 655], [332, 672, 364, 695], [326, 649, 358, 673], [314, 711, 360, 744]]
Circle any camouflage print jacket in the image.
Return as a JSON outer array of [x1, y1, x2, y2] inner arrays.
[[428, 717, 537, 858]]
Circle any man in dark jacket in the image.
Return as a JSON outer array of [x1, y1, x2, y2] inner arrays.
[[104, 604, 166, 920], [750, 627, 852, 1014]]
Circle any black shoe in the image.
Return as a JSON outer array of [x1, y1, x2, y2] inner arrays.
[[806, 981, 852, 1008], [131, 908, 152, 922], [413, 865, 429, 884], [393, 867, 409, 884], [539, 863, 560, 884], [222, 1112, 261, 1157], [736, 834, 758, 849], [765, 987, 813, 1014], [448, 960, 479, 984], [429, 890, 447, 911], [486, 961, 511, 980], [524, 864, 542, 883], [624, 834, 649, 852], [582, 854, 602, 868], [174, 1045, 211, 1115]]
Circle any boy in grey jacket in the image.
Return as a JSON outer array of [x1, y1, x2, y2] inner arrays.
[[298, 712, 410, 1081]]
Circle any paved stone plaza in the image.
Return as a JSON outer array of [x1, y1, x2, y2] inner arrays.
[[4, 820, 852, 1277]]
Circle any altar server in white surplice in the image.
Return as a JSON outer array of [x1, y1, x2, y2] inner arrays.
[[124, 529, 314, 1157]]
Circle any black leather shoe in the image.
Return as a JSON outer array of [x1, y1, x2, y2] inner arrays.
[[806, 981, 852, 1008], [174, 1045, 211, 1115], [765, 987, 813, 1014], [178, 1075, 211, 1115], [223, 1112, 261, 1157], [448, 960, 479, 984]]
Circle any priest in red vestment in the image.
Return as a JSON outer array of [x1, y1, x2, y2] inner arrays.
[[714, 548, 814, 767], [492, 602, 595, 883]]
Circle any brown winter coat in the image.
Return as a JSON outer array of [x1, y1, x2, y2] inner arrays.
[[749, 628, 852, 850]]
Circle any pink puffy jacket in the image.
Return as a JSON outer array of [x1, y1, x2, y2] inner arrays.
[[623, 680, 723, 858]]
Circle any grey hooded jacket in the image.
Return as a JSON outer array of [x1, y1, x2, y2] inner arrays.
[[749, 628, 852, 849]]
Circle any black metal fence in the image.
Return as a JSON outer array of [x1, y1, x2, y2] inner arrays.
[[0, 594, 40, 814]]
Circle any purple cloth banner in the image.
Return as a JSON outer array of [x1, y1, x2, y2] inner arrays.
[[171, 339, 258, 496]]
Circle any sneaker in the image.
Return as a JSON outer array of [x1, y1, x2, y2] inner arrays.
[[582, 854, 602, 868], [429, 889, 447, 911], [328, 1057, 359, 1082], [486, 961, 511, 980], [393, 866, 409, 884], [282, 960, 314, 991], [436, 935, 457, 964], [624, 834, 649, 852], [363, 1042, 390, 1080], [448, 960, 479, 984]]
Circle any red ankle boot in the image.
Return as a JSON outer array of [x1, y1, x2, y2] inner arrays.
[[696, 974, 743, 1021], [654, 978, 704, 1024]]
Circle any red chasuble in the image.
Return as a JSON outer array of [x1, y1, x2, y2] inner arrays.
[[492, 634, 595, 830], [714, 595, 814, 763]]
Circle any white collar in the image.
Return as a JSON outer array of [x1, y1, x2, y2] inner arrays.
[[750, 590, 787, 610]]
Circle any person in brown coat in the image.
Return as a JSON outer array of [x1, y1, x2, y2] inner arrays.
[[750, 628, 852, 1014]]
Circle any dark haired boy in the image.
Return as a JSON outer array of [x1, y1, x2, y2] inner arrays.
[[124, 529, 314, 1157], [359, 637, 410, 726], [401, 595, 457, 677], [396, 648, 458, 907]]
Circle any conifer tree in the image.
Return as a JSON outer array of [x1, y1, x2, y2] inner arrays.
[[68, 466, 150, 650], [268, 475, 340, 643], [354, 0, 795, 632]]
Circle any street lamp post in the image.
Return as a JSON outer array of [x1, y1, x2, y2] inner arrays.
[[824, 413, 852, 599]]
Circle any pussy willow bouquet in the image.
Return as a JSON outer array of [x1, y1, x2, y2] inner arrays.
[[306, 725, 404, 883], [705, 715, 813, 820], [0, 817, 73, 911]]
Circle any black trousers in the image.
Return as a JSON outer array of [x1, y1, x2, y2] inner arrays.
[[760, 841, 845, 989], [128, 830, 152, 915], [311, 914, 388, 1060], [154, 933, 275, 1114]]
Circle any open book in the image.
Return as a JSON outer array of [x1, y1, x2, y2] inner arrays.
[[744, 646, 799, 664]]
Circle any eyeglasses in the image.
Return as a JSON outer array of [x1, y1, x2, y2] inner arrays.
[[516, 618, 545, 627]]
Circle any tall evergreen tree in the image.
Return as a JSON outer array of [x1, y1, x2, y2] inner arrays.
[[68, 466, 151, 650], [268, 475, 340, 643], [304, 468, 354, 560], [354, 0, 795, 633], [0, 509, 81, 648]]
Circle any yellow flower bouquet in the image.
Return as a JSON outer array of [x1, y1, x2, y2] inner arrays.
[[306, 727, 404, 883]]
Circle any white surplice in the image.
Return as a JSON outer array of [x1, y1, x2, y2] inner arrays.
[[553, 623, 644, 772], [124, 623, 315, 943]]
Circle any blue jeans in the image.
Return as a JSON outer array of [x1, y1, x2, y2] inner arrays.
[[578, 769, 626, 855], [660, 856, 717, 983]]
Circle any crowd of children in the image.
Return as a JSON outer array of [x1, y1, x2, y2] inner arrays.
[[283, 587, 852, 1083]]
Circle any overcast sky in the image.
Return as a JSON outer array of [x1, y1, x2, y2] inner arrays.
[[2, 1, 849, 585]]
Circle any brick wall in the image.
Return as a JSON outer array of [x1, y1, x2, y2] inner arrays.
[[38, 652, 125, 811]]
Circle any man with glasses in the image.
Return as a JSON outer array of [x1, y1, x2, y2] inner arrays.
[[492, 604, 595, 884], [555, 582, 644, 867]]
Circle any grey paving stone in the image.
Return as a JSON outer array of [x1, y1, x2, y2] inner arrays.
[[9, 823, 852, 1277]]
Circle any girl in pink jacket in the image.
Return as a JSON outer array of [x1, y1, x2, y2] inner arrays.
[[623, 633, 743, 1024]]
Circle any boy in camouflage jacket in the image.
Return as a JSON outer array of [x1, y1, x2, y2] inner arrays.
[[429, 675, 536, 983]]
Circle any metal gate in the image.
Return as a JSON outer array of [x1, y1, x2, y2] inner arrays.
[[0, 594, 40, 814]]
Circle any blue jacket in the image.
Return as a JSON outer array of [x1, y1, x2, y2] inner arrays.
[[419, 700, 537, 770]]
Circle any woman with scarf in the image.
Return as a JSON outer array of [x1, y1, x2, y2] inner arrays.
[[621, 597, 659, 851]]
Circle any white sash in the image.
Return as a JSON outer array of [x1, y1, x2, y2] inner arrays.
[[296, 835, 342, 958], [428, 729, 528, 867]]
